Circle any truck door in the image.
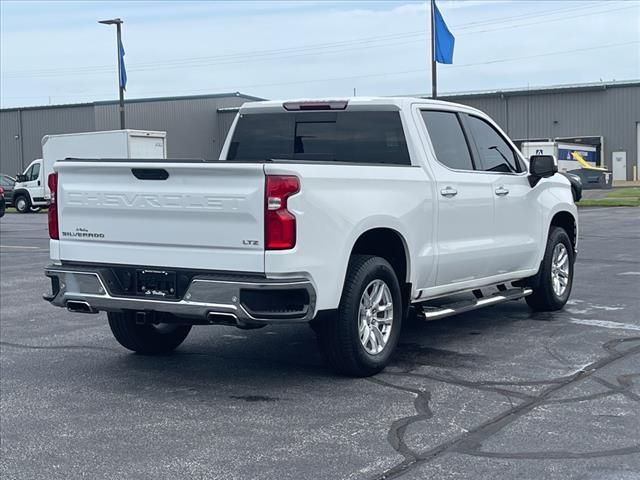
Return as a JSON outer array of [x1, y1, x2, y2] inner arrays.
[[418, 109, 495, 286], [460, 114, 540, 275], [21, 160, 45, 201]]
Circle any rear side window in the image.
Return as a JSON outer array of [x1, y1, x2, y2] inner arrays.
[[465, 115, 521, 173], [228, 111, 410, 165], [421, 111, 474, 170]]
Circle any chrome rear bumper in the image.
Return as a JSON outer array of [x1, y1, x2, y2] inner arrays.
[[44, 264, 316, 327]]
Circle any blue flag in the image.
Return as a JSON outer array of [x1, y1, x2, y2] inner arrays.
[[118, 39, 127, 90], [434, 2, 455, 64]]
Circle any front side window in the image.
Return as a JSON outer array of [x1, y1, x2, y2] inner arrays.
[[28, 163, 40, 181], [465, 115, 521, 173], [228, 111, 411, 165], [421, 110, 474, 170]]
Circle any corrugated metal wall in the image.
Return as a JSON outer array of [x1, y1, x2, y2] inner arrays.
[[2, 85, 638, 178], [0, 110, 22, 175], [21, 106, 96, 165], [1, 105, 95, 174], [446, 84, 640, 177], [0, 94, 252, 174]]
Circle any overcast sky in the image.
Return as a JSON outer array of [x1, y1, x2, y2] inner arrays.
[[1, 0, 638, 108]]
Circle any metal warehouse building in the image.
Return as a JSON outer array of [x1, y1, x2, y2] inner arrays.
[[1, 81, 639, 180], [0, 92, 261, 176]]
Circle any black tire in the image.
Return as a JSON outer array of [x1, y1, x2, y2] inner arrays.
[[526, 226, 574, 311], [316, 255, 403, 377], [14, 195, 30, 214], [108, 312, 192, 354]]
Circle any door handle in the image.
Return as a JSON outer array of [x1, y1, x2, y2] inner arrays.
[[495, 186, 509, 196], [37, 180, 41, 186], [440, 186, 458, 197]]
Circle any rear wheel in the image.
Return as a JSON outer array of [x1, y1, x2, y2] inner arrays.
[[14, 195, 30, 214], [526, 226, 574, 311], [316, 255, 402, 377], [108, 312, 192, 354]]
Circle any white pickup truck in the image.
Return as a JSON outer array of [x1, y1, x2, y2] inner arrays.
[[44, 98, 577, 376]]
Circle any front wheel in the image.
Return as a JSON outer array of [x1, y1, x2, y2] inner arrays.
[[108, 312, 192, 354], [526, 226, 574, 311], [316, 255, 403, 377], [14, 195, 31, 214]]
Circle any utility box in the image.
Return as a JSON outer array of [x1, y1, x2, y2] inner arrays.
[[43, 129, 166, 166], [40, 129, 167, 200]]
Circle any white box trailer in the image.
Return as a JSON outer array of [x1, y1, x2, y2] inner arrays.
[[12, 129, 167, 212]]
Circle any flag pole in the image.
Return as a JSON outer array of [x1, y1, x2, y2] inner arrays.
[[99, 18, 126, 129], [431, 0, 437, 99], [115, 21, 125, 129]]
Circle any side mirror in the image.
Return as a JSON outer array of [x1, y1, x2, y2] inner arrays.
[[528, 155, 558, 187], [15, 174, 27, 183]]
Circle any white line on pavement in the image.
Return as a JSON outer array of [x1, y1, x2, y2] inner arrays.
[[569, 318, 640, 332]]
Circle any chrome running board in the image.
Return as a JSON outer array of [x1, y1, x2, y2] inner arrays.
[[417, 286, 532, 321]]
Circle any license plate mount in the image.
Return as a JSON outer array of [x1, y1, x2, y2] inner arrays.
[[136, 269, 177, 298]]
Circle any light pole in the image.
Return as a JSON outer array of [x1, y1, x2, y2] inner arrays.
[[98, 18, 125, 129]]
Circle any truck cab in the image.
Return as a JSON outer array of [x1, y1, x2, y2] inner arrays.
[[13, 158, 46, 213]]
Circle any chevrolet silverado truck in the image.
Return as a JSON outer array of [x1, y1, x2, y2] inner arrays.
[[44, 98, 577, 377]]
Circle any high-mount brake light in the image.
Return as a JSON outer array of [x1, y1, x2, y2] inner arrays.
[[283, 100, 348, 111], [265, 175, 300, 250], [48, 173, 59, 239]]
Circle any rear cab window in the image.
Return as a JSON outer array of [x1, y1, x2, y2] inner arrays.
[[421, 110, 474, 171], [228, 111, 411, 165]]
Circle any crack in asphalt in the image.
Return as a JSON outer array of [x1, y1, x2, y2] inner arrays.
[[367, 377, 433, 471], [368, 336, 640, 480]]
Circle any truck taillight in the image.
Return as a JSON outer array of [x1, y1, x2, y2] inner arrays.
[[265, 175, 299, 250], [48, 173, 59, 240]]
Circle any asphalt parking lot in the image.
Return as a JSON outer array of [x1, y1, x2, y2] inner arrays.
[[1, 209, 639, 480]]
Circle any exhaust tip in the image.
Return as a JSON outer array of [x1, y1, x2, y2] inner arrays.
[[66, 300, 97, 314], [206, 312, 239, 326]]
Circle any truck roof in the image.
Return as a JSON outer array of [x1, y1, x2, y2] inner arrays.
[[239, 97, 483, 114]]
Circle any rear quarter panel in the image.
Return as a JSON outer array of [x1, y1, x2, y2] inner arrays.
[[264, 163, 434, 311]]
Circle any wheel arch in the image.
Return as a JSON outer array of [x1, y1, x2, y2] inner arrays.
[[348, 227, 412, 310], [12, 188, 32, 203], [549, 210, 577, 252]]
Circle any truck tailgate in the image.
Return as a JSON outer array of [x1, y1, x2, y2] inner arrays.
[[55, 161, 265, 272]]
